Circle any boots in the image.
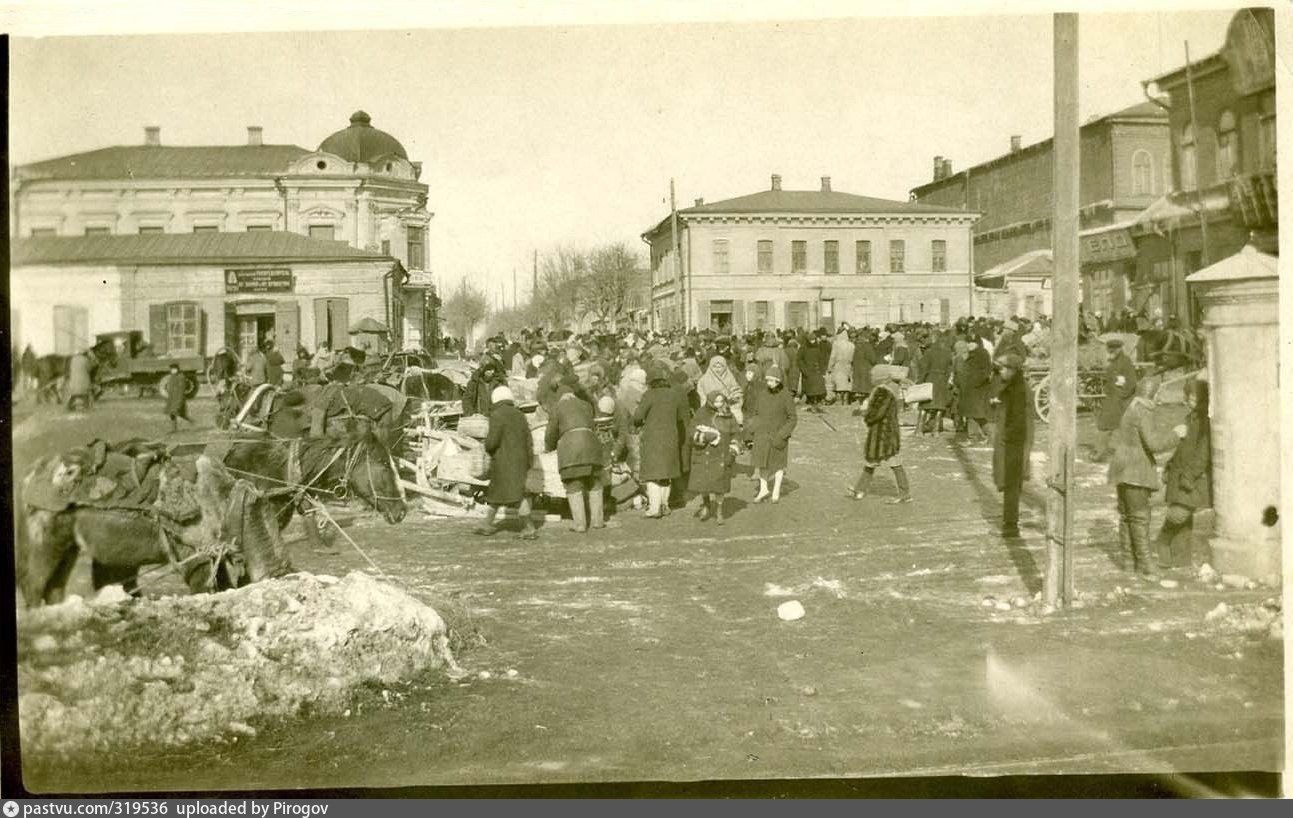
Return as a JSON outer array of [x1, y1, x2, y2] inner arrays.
[[694, 495, 712, 521], [588, 477, 605, 529], [715, 494, 726, 525], [847, 467, 874, 500], [474, 505, 499, 536], [569, 487, 589, 532], [645, 482, 666, 518], [887, 466, 912, 504], [1129, 509, 1156, 581], [771, 471, 784, 503], [753, 478, 770, 503], [519, 496, 538, 540]]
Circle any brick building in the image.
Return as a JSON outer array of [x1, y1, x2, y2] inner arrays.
[[10, 111, 439, 354], [910, 102, 1171, 320], [642, 176, 978, 333], [1134, 6, 1276, 325]]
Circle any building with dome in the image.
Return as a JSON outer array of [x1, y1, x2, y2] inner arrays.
[[10, 112, 438, 357]]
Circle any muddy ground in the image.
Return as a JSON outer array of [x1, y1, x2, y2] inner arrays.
[[11, 392, 1283, 791]]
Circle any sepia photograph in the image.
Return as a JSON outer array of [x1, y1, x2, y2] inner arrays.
[[4, 0, 1287, 797]]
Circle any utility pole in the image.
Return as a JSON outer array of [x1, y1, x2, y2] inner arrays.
[[1046, 12, 1079, 610], [512, 267, 518, 308], [670, 178, 685, 330]]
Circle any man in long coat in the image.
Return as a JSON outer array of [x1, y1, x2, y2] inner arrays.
[[478, 385, 537, 539], [1108, 377, 1186, 581], [1156, 378, 1211, 568], [798, 331, 829, 411], [991, 354, 1034, 538], [851, 330, 877, 404], [1095, 337, 1138, 461], [632, 362, 690, 517], [915, 334, 954, 433]]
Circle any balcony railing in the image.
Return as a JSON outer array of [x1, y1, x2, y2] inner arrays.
[[1227, 170, 1278, 230]]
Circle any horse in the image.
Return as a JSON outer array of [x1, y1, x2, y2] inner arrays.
[[33, 354, 68, 404], [221, 417, 407, 551], [16, 453, 288, 608]]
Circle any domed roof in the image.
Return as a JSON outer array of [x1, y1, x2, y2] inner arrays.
[[317, 110, 408, 162]]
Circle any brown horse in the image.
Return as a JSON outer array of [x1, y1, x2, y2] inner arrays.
[[221, 418, 407, 550], [16, 455, 288, 607]]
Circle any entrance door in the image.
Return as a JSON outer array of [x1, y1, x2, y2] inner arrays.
[[314, 298, 350, 350], [275, 301, 300, 357], [786, 301, 809, 330], [820, 299, 835, 334]]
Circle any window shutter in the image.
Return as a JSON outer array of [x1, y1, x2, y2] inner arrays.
[[313, 299, 330, 348], [694, 300, 709, 332], [224, 304, 240, 352], [330, 299, 350, 350], [150, 303, 169, 355], [199, 308, 209, 356]]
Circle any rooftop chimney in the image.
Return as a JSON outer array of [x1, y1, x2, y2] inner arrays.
[[694, 197, 705, 207], [820, 176, 832, 193], [144, 126, 160, 146], [771, 174, 782, 191], [1010, 134, 1022, 153], [247, 126, 264, 146], [941, 158, 953, 178], [933, 156, 944, 181]]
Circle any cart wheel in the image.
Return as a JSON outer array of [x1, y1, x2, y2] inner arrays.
[[1033, 374, 1052, 423], [184, 374, 200, 398]]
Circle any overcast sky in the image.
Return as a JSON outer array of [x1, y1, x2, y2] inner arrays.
[[9, 4, 1239, 304]]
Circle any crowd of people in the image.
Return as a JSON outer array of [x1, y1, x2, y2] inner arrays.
[[464, 312, 1212, 584]]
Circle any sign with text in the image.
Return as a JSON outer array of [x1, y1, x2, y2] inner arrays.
[[225, 269, 294, 294], [1079, 229, 1136, 265]]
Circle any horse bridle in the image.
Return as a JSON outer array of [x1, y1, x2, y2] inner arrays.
[[301, 439, 403, 507]]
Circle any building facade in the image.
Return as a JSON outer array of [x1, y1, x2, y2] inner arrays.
[[643, 176, 979, 333], [910, 102, 1171, 321], [1134, 6, 1276, 326], [11, 111, 438, 352], [11, 233, 402, 359]]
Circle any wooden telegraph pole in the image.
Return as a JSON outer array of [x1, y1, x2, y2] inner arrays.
[[1046, 13, 1080, 609]]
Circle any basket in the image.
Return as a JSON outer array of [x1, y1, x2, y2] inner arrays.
[[467, 445, 491, 480], [458, 413, 490, 439]]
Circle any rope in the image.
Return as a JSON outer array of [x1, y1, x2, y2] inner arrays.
[[305, 497, 397, 583]]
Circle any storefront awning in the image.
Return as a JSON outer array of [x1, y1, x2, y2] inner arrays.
[[976, 249, 1052, 284]]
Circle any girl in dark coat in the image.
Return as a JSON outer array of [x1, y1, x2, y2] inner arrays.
[[784, 335, 802, 397], [1156, 379, 1211, 568], [688, 391, 741, 524], [632, 363, 690, 518], [477, 386, 537, 539], [956, 339, 993, 443], [847, 365, 911, 503], [545, 380, 606, 532], [748, 365, 797, 503]]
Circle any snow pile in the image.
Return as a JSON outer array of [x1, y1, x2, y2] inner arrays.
[[17, 572, 460, 759], [1202, 598, 1282, 641]]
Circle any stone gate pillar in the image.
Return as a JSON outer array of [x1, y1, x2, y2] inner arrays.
[[1185, 245, 1281, 584]]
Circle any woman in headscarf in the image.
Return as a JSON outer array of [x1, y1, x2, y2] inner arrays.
[[747, 365, 798, 503], [846, 365, 912, 504], [688, 390, 742, 524], [916, 332, 954, 434], [851, 328, 877, 406], [545, 377, 607, 533], [632, 361, 690, 518], [477, 385, 538, 539], [827, 327, 855, 405], [888, 332, 911, 368], [956, 336, 994, 444], [697, 355, 745, 425]]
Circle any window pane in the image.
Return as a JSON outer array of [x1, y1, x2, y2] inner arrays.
[[138, 226, 165, 235], [407, 226, 425, 270], [192, 225, 219, 234], [824, 240, 839, 275], [30, 228, 56, 237], [84, 227, 111, 236], [757, 240, 774, 274], [931, 240, 947, 272], [245, 225, 272, 232], [712, 239, 730, 274], [309, 225, 336, 241], [855, 240, 871, 274], [791, 241, 806, 273], [889, 240, 905, 274]]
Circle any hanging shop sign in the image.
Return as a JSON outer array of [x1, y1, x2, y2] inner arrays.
[[225, 269, 294, 294], [1079, 228, 1136, 265]]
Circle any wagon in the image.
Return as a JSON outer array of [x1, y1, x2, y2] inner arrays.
[[1027, 332, 1194, 423], [93, 330, 202, 399]]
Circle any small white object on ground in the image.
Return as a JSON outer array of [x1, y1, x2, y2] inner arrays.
[[777, 600, 805, 621], [994, 601, 1012, 612], [1204, 602, 1229, 622], [506, 669, 519, 678], [478, 670, 492, 679], [1159, 579, 1179, 589], [94, 585, 132, 605]]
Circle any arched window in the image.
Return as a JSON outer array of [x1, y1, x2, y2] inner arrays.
[[1179, 124, 1197, 191], [1131, 149, 1154, 195], [1216, 110, 1238, 180]]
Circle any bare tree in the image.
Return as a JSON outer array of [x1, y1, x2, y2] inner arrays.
[[532, 246, 587, 331], [582, 242, 645, 329], [441, 279, 490, 349]]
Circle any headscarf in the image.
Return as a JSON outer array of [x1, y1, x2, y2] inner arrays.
[[697, 355, 741, 402]]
